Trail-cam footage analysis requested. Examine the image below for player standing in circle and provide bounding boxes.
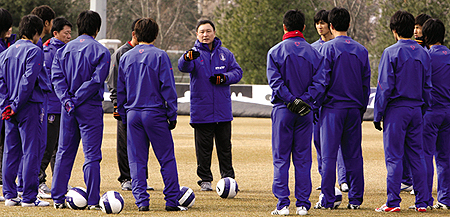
[38,17,72,198]
[0,14,49,207]
[178,20,243,191]
[310,9,349,193]
[117,18,186,212]
[267,9,323,216]
[51,10,110,210]
[373,10,431,213]
[421,18,450,210]
[106,18,154,192]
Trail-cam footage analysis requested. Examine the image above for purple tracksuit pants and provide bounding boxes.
[271,106,312,210]
[51,103,103,205]
[383,106,428,208]
[127,109,180,208]
[320,107,364,208]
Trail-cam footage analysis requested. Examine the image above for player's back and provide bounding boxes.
[119,44,175,110]
[428,45,450,108]
[320,36,370,109]
[55,34,109,102]
[0,40,43,107]
[382,39,430,106]
[267,37,323,105]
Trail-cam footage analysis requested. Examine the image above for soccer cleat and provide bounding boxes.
[400,183,413,192]
[271,206,289,215]
[409,205,433,210]
[38,188,52,199]
[434,202,449,210]
[139,205,149,211]
[39,183,51,194]
[147,184,154,191]
[199,182,213,191]
[347,204,360,209]
[5,197,21,206]
[415,207,427,212]
[165,206,188,211]
[296,206,308,215]
[375,204,400,212]
[121,180,132,191]
[88,204,101,210]
[340,183,349,192]
[22,199,50,207]
[54,202,67,209]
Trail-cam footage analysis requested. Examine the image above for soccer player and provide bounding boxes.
[421,18,450,210]
[0,14,49,207]
[374,10,431,212]
[310,9,349,193]
[117,18,186,212]
[51,10,110,210]
[27,5,55,199]
[38,17,72,197]
[267,9,322,216]
[178,20,243,191]
[301,7,370,210]
[0,8,13,201]
[106,18,154,192]
[413,14,431,48]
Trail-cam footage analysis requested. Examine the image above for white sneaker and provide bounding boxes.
[434,202,449,210]
[0,196,5,202]
[39,183,51,194]
[22,199,50,207]
[271,206,289,215]
[400,183,413,192]
[410,189,415,195]
[38,188,52,199]
[5,197,21,206]
[296,206,308,215]
[340,183,349,192]
[121,180,132,191]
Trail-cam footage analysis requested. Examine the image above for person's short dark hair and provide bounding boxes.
[415,14,431,26]
[77,10,101,36]
[131,18,140,31]
[196,20,215,32]
[134,18,159,43]
[51,17,72,33]
[30,5,55,23]
[329,7,350,31]
[19,15,43,40]
[314,10,329,26]
[390,10,414,38]
[283,9,305,32]
[422,18,445,45]
[0,8,13,37]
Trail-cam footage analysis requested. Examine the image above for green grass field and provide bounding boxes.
[0,115,448,216]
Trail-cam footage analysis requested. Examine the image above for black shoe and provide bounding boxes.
[54,203,67,209]
[316,186,321,190]
[139,206,149,211]
[165,206,188,211]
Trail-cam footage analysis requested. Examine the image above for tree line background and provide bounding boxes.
[1,0,449,86]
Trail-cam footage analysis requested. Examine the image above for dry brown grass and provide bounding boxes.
[0,115,448,216]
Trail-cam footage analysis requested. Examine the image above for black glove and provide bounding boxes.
[113,104,122,121]
[168,120,177,130]
[373,121,382,131]
[209,74,226,85]
[287,98,311,116]
[184,49,200,61]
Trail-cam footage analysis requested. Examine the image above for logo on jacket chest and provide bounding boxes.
[215,66,225,70]
[219,53,226,61]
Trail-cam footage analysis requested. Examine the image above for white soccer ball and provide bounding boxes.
[99,191,125,214]
[178,186,195,208]
[66,187,88,210]
[216,177,239,199]
[317,187,343,209]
